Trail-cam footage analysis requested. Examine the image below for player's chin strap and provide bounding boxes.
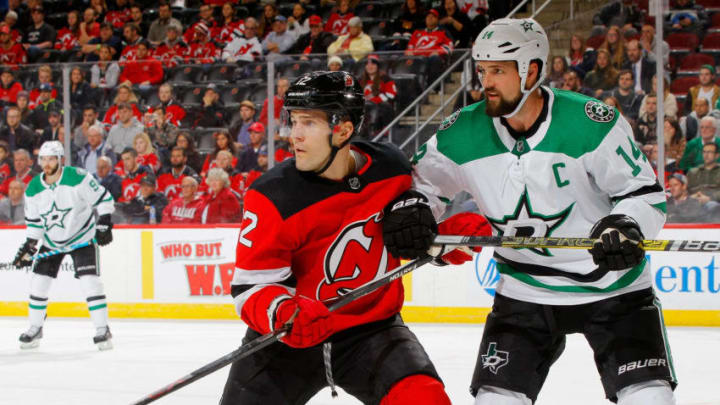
[501,73,544,119]
[314,114,351,175]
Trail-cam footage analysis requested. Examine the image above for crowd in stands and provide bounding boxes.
[0,0,719,224]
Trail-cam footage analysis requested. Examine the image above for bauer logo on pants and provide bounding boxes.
[481,342,509,374]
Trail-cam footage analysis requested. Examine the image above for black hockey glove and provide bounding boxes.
[95,214,113,246]
[588,214,645,271]
[382,190,437,259]
[13,238,38,268]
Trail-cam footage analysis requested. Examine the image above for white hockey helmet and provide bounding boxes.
[38,141,64,159]
[472,18,549,117]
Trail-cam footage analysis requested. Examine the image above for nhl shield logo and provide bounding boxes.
[584,100,615,123]
[439,110,460,131]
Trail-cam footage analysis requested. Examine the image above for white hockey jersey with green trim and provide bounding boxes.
[413,87,666,305]
[24,166,115,248]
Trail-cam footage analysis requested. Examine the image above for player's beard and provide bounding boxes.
[485,90,523,117]
[43,162,60,177]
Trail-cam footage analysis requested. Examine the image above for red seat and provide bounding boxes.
[677,53,717,73]
[701,32,720,50]
[712,13,720,28]
[669,77,700,95]
[666,32,699,52]
[586,35,605,50]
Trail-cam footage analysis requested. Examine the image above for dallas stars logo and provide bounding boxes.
[40,202,71,231]
[481,342,509,374]
[486,189,573,256]
[521,20,534,32]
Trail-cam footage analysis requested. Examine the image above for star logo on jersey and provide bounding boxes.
[521,20,534,32]
[40,202,72,231]
[481,342,509,374]
[486,189,574,256]
[585,100,615,123]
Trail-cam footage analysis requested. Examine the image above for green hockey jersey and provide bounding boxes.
[24,166,115,249]
[413,88,666,305]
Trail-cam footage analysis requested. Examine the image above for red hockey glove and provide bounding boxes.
[274,295,335,348]
[434,212,492,266]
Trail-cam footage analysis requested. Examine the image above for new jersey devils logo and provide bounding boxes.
[316,213,387,300]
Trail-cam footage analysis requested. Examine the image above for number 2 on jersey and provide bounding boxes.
[238,211,258,248]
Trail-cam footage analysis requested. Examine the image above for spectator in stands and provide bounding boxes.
[325,0,354,36]
[77,124,116,175]
[90,44,120,90]
[209,150,244,194]
[327,55,343,71]
[119,22,144,63]
[3,11,23,45]
[90,0,108,22]
[289,15,335,58]
[361,54,397,132]
[8,0,28,29]
[184,4,219,44]
[622,39,654,95]
[119,173,169,223]
[639,24,669,67]
[94,155,122,201]
[439,0,473,48]
[103,84,142,127]
[79,7,101,46]
[151,84,186,128]
[592,0,643,30]
[73,106,105,149]
[687,143,720,218]
[146,105,179,164]
[193,86,227,128]
[161,176,204,224]
[639,75,677,119]
[186,23,221,64]
[14,92,32,127]
[222,17,262,63]
[148,3,183,45]
[393,0,426,38]
[327,16,373,62]
[0,149,36,196]
[259,78,289,129]
[174,132,203,174]
[107,103,145,154]
[598,26,626,70]
[635,93,659,146]
[670,0,708,34]
[602,69,642,121]
[602,96,623,115]
[129,5,148,36]
[258,3,278,39]
[152,25,188,68]
[666,173,704,223]
[561,69,593,97]
[242,143,268,192]
[55,10,81,52]
[40,110,62,144]
[28,83,59,132]
[287,3,310,37]
[105,0,132,30]
[405,9,453,82]
[201,168,242,223]
[664,117,687,169]
[236,122,265,173]
[69,67,94,112]
[157,146,201,201]
[680,116,720,172]
[261,16,295,62]
[202,130,238,176]
[681,97,711,141]
[1,107,36,153]
[566,34,595,76]
[117,147,152,202]
[0,24,27,67]
[82,22,122,61]
[229,100,257,148]
[583,49,618,97]
[543,56,568,88]
[0,68,23,107]
[133,133,160,173]
[0,141,10,184]
[216,2,245,46]
[685,65,720,113]
[118,41,164,90]
[0,180,25,224]
[28,65,57,109]
[22,5,56,62]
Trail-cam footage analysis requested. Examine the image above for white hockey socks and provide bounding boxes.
[28,274,53,327]
[617,380,676,405]
[79,275,109,329]
[475,385,532,405]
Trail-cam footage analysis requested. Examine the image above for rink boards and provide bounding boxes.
[0,224,719,326]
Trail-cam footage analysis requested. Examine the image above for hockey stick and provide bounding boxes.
[0,240,95,270]
[433,235,720,252]
[131,255,435,405]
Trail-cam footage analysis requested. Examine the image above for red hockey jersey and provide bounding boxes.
[54,28,79,51]
[152,41,188,68]
[185,41,220,64]
[217,20,244,45]
[231,141,412,336]
[324,12,354,36]
[156,165,199,201]
[406,27,454,56]
[363,78,397,104]
[0,81,23,104]
[103,103,143,127]
[0,43,27,68]
[105,9,131,29]
[119,57,164,85]
[161,195,205,224]
[119,167,151,202]
[147,101,186,127]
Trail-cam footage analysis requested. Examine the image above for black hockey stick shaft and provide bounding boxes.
[434,235,720,253]
[131,255,434,405]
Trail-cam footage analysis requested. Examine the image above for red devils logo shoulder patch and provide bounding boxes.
[345,74,354,87]
[316,213,387,300]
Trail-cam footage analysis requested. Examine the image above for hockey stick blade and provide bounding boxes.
[131,255,434,405]
[0,240,95,270]
[433,235,720,253]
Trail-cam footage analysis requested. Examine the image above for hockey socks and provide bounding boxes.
[28,274,53,327]
[79,275,109,330]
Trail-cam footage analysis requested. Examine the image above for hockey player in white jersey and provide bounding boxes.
[381,18,676,405]
[13,141,116,350]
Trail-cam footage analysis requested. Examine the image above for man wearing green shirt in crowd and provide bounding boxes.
[687,142,720,220]
[679,116,720,171]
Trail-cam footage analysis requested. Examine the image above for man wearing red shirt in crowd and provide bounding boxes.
[405,9,454,87]
[0,68,23,105]
[105,0,132,29]
[161,176,205,224]
[81,8,101,39]
[119,22,143,63]
[324,0,354,36]
[119,41,163,87]
[0,24,26,68]
[201,168,242,224]
[157,146,201,201]
[186,23,220,64]
[118,147,153,202]
[183,4,219,44]
[152,25,188,68]
[0,149,37,197]
[259,78,289,128]
[147,83,186,127]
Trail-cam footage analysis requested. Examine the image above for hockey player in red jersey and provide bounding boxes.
[221,71,452,405]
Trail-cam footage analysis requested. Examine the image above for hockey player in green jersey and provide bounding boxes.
[382,18,676,405]
[13,141,116,350]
